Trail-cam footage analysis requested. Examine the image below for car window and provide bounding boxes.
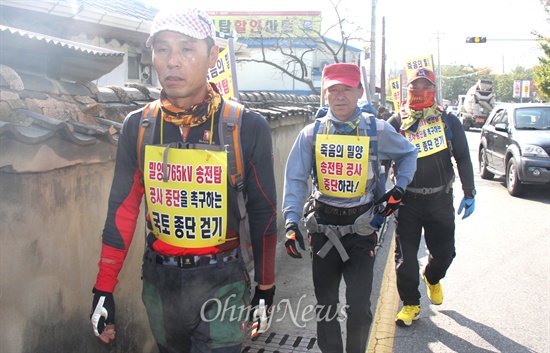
[534,108,550,129]
[488,111,499,125]
[490,111,505,126]
[515,114,532,129]
[515,107,550,129]
[500,112,509,126]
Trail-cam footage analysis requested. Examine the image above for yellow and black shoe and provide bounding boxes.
[423,273,443,305]
[395,305,420,327]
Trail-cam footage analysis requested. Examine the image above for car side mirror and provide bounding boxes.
[495,123,508,133]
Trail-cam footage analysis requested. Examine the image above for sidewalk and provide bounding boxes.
[243,227,321,352]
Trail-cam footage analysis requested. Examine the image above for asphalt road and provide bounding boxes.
[244,130,550,353]
[390,130,550,353]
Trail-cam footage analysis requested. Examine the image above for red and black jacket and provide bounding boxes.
[94,99,278,292]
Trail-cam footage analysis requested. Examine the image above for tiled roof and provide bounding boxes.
[0,65,320,151]
[0,110,102,146]
[239,92,319,119]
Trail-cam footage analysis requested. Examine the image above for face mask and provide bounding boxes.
[408,89,436,110]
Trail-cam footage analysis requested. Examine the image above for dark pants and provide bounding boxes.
[141,249,250,353]
[394,191,456,306]
[310,211,377,353]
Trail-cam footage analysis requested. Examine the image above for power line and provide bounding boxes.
[442,69,489,79]
[487,39,538,41]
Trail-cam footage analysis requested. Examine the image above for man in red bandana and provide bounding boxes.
[387,68,476,327]
[89,7,277,352]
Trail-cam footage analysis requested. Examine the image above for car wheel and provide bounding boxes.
[479,148,494,180]
[506,158,525,197]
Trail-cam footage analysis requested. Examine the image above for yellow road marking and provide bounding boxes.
[367,234,399,353]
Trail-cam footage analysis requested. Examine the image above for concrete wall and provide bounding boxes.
[270,114,312,230]
[0,114,311,352]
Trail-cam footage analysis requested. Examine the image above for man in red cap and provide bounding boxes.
[387,67,476,327]
[89,7,277,352]
[282,63,418,353]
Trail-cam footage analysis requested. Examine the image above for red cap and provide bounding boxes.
[323,63,361,89]
[407,68,436,85]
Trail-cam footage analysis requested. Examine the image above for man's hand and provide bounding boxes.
[369,213,385,229]
[458,197,475,219]
[285,223,305,258]
[249,285,276,337]
[90,288,116,344]
[376,186,405,217]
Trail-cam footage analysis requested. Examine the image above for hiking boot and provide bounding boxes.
[423,273,443,305]
[395,305,420,327]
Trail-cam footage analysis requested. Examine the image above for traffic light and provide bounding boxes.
[466,36,487,43]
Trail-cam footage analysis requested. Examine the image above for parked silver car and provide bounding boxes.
[478,103,550,196]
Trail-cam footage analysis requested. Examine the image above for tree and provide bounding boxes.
[237,37,319,93]
[532,0,550,101]
[440,65,493,103]
[493,67,533,102]
[532,38,550,100]
[235,0,369,94]
[440,65,536,103]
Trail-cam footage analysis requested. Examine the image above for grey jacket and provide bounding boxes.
[282,107,418,226]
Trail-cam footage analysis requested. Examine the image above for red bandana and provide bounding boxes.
[407,89,436,110]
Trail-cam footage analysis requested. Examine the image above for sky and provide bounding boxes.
[145,0,548,75]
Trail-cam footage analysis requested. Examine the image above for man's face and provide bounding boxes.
[408,78,435,91]
[325,84,364,121]
[152,31,218,108]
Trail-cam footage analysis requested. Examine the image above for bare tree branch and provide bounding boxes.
[235,0,370,94]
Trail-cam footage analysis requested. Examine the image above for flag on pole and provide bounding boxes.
[521,80,530,99]
[513,80,521,98]
[404,55,434,77]
[389,76,401,112]
[207,39,239,100]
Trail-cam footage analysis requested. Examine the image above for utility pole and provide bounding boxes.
[380,16,386,108]
[435,31,444,103]
[369,0,377,106]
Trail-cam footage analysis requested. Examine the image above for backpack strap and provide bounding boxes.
[218,100,252,264]
[311,118,323,183]
[137,100,160,247]
[137,100,161,172]
[364,114,383,201]
[218,100,245,191]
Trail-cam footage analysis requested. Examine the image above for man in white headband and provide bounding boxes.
[90,7,277,352]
